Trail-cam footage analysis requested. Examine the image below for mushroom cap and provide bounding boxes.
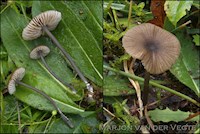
[22,10,62,40]
[30,45,50,59]
[122,23,180,74]
[8,67,26,94]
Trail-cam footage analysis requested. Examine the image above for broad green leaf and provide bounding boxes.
[148,108,199,122]
[0,44,8,60]
[170,32,200,97]
[164,1,193,26]
[1,8,84,113]
[103,76,135,96]
[66,1,103,48]
[193,34,200,46]
[32,1,103,86]
[47,112,100,133]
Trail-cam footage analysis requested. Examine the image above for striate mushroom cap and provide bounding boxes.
[122,23,180,74]
[8,67,26,94]
[22,10,61,40]
[30,45,50,59]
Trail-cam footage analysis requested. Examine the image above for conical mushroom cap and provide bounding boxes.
[8,67,26,94]
[122,23,180,74]
[22,10,61,40]
[30,45,50,59]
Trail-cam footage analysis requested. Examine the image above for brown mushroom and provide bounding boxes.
[22,10,61,40]
[8,67,25,95]
[22,10,93,100]
[8,67,74,128]
[30,45,77,93]
[122,23,180,105]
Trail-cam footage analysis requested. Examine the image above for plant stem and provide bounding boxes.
[39,52,77,93]
[16,81,74,128]
[16,100,22,134]
[142,71,150,106]
[171,20,191,33]
[42,26,85,82]
[43,114,53,133]
[103,65,200,107]
[127,0,133,28]
[42,26,93,95]
[20,3,28,23]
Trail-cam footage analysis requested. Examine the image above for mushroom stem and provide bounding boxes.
[142,71,150,106]
[42,26,94,96]
[104,65,200,106]
[38,51,77,93]
[16,80,74,128]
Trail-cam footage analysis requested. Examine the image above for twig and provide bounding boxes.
[103,107,116,118]
[171,20,191,33]
[144,106,155,132]
[123,59,144,118]
[147,94,173,107]
[184,112,200,121]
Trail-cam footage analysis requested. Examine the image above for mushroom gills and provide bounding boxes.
[122,23,181,105]
[22,10,94,100]
[30,45,77,94]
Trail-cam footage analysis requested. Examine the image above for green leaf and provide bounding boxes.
[164,1,193,26]
[1,8,84,113]
[194,123,200,134]
[148,108,199,122]
[193,34,200,46]
[103,2,126,10]
[47,113,100,133]
[0,44,16,89]
[103,75,135,96]
[32,1,103,86]
[170,32,200,97]
[65,1,103,48]
[0,125,18,133]
[103,32,125,42]
[28,123,47,133]
[193,1,200,9]
[2,95,16,121]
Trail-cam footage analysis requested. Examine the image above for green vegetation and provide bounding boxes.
[0,0,199,133]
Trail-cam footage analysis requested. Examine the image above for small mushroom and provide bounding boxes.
[122,23,180,105]
[30,45,77,93]
[22,10,93,99]
[8,67,74,128]
[22,10,61,40]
